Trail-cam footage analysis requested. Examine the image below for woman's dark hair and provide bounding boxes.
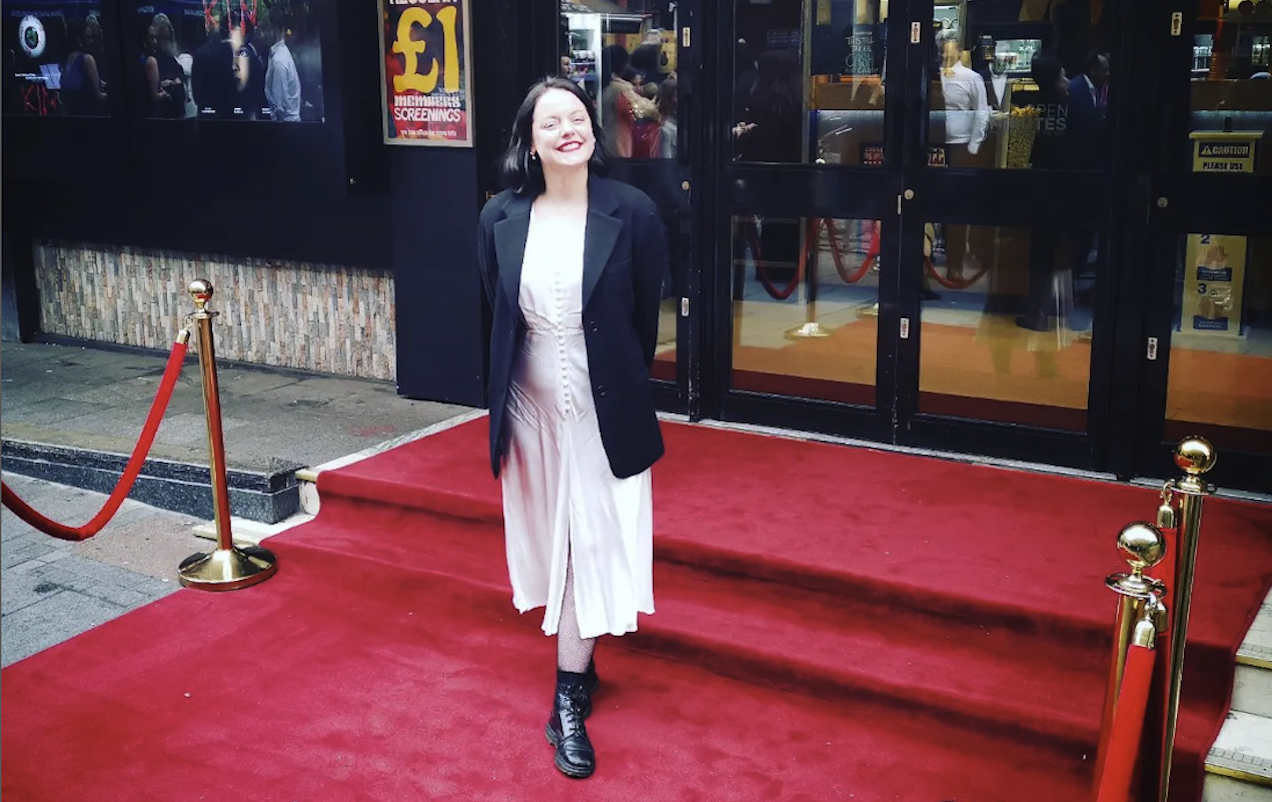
[498,77,610,195]
[65,18,86,51]
[748,50,801,120]
[601,44,629,89]
[1030,52,1066,101]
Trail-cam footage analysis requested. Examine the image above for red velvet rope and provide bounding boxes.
[1094,643,1156,802]
[828,220,875,285]
[1,338,189,541]
[924,256,990,289]
[746,220,802,301]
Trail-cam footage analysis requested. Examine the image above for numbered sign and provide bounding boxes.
[1181,232,1248,338]
[379,0,475,147]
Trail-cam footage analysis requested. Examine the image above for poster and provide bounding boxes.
[1179,131,1261,336]
[4,0,109,117]
[379,0,474,147]
[1181,233,1247,336]
[133,1,324,122]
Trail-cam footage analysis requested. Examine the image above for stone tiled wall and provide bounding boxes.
[33,242,396,381]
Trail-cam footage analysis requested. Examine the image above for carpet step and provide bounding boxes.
[314,471,1116,648]
[2,537,1094,802]
[281,499,1109,752]
[298,418,1272,802]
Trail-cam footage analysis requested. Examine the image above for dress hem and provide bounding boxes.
[512,598,655,640]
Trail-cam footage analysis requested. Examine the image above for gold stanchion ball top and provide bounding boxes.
[188,279,214,312]
[1174,436,1216,475]
[1118,522,1166,571]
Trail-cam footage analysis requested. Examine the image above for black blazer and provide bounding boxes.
[477,175,668,480]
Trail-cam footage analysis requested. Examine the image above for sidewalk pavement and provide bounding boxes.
[1,339,477,668]
[1,474,201,667]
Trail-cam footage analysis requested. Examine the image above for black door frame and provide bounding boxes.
[698,0,1139,472]
[1132,0,1272,494]
[705,0,906,443]
[895,0,1140,470]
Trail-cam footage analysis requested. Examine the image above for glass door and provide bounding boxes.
[709,0,903,439]
[558,0,697,415]
[707,0,1132,470]
[1135,0,1272,493]
[894,0,1129,467]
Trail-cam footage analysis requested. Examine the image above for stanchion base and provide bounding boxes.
[178,545,278,591]
[785,322,833,339]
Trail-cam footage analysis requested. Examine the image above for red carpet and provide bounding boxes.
[4,418,1271,801]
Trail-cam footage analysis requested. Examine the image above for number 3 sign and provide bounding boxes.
[379,0,475,147]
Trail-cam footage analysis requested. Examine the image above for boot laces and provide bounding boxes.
[564,687,590,735]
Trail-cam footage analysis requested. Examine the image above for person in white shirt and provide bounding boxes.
[935,30,992,281]
[263,9,301,122]
[938,31,991,157]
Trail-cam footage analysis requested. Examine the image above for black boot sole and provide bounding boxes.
[544,723,596,779]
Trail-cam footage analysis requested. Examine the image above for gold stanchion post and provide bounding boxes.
[1155,437,1217,802]
[177,279,279,591]
[1093,522,1168,796]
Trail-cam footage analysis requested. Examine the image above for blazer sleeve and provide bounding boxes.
[476,200,500,307]
[632,201,669,370]
[476,199,501,401]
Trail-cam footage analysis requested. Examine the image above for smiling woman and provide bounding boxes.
[477,76,669,780]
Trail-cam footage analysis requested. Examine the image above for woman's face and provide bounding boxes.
[530,88,595,173]
[234,48,251,91]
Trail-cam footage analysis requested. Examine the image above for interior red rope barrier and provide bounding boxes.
[1,336,189,541]
[924,257,990,290]
[745,220,802,301]
[827,221,874,285]
[1094,643,1156,802]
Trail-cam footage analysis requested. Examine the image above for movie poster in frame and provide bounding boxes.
[379,0,474,147]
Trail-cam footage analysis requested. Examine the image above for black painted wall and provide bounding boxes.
[0,0,556,407]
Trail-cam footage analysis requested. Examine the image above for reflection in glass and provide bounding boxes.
[730,215,880,404]
[134,1,324,122]
[928,0,1114,170]
[732,0,888,166]
[654,214,678,381]
[3,4,109,117]
[917,224,1096,430]
[1189,4,1271,173]
[1166,235,1272,451]
[561,1,677,160]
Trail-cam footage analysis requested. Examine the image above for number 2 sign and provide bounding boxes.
[379,0,475,147]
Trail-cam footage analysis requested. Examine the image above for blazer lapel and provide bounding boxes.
[493,194,533,312]
[582,176,622,311]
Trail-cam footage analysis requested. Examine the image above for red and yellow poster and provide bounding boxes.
[379,0,474,147]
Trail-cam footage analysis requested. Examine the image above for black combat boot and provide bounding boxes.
[545,673,596,778]
[585,658,599,696]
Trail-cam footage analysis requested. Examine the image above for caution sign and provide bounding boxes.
[1190,131,1262,173]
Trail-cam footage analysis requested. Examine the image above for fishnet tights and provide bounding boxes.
[557,550,597,673]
